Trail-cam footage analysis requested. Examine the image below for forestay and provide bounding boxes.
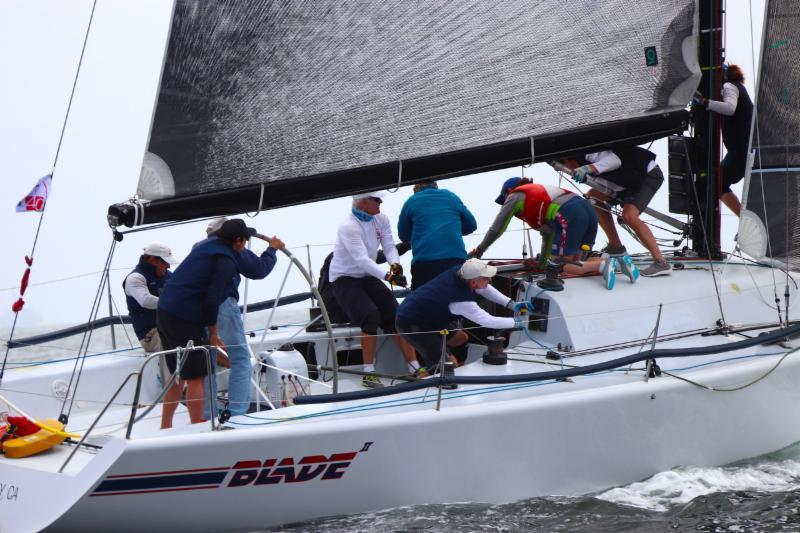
[110,0,699,226]
[739,0,800,270]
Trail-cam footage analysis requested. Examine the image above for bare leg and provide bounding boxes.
[160,381,183,429]
[588,190,623,248]
[394,335,419,365]
[563,255,602,275]
[447,330,469,347]
[184,377,206,424]
[360,333,376,365]
[621,205,664,263]
[721,191,741,217]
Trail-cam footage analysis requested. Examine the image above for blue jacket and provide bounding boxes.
[193,236,278,301]
[123,260,171,340]
[397,266,476,329]
[159,238,236,325]
[398,188,476,264]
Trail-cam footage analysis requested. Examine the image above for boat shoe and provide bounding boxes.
[641,260,673,277]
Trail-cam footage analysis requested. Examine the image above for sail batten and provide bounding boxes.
[110,0,699,226]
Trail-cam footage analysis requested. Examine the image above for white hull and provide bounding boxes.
[2,261,800,531]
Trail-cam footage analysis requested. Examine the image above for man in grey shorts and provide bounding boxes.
[564,147,671,277]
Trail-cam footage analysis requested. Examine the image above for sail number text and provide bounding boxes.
[0,482,20,502]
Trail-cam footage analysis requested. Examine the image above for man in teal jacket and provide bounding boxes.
[398,181,477,290]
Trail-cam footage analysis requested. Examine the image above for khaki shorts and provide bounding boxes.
[139,328,163,353]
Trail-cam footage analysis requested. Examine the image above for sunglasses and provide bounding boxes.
[368,197,383,204]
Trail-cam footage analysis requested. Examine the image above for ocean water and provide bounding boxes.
[268,443,800,532]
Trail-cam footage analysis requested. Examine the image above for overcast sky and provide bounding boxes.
[0,0,766,333]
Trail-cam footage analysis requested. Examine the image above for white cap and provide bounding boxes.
[352,191,386,201]
[206,216,228,236]
[143,242,178,265]
[459,258,497,280]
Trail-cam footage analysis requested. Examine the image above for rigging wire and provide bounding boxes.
[0,0,99,388]
[58,236,118,423]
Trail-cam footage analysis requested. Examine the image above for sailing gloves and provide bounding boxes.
[507,300,534,314]
[572,165,594,184]
[513,314,528,329]
[385,263,408,287]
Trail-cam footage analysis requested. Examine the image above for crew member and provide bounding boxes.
[123,242,177,352]
[397,180,477,289]
[157,219,255,428]
[200,217,285,419]
[329,192,422,387]
[396,258,531,369]
[470,177,602,276]
[695,63,753,217]
[563,146,670,277]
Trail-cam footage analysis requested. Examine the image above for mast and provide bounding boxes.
[690,0,724,258]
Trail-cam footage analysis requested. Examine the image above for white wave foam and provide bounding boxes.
[597,458,800,511]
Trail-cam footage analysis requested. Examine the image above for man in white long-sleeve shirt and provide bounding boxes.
[696,63,753,217]
[123,242,177,352]
[396,258,531,370]
[329,192,422,388]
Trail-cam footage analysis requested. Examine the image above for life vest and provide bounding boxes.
[123,260,170,340]
[721,81,753,155]
[513,183,574,229]
[158,238,236,324]
[580,147,656,189]
[396,266,475,329]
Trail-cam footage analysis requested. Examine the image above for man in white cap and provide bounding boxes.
[396,258,532,370]
[330,191,421,387]
[123,242,178,352]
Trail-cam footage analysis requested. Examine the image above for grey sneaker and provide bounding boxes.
[641,260,672,277]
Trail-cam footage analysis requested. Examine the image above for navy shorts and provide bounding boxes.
[548,196,598,256]
[395,317,444,368]
[331,276,398,334]
[721,151,747,193]
[410,258,465,290]
[157,309,210,380]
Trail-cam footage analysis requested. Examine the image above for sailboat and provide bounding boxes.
[2,0,799,531]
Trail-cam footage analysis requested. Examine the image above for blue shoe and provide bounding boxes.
[618,254,639,283]
[601,257,617,290]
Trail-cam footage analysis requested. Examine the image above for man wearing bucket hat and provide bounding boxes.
[157,219,258,428]
[198,216,285,419]
[396,258,532,370]
[329,191,422,388]
[123,242,178,353]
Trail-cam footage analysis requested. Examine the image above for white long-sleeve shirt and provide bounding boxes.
[448,284,515,330]
[329,212,399,281]
[123,272,158,309]
[706,82,739,116]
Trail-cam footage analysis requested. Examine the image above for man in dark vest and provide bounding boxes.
[563,146,670,277]
[396,258,531,370]
[696,63,753,217]
[157,219,255,429]
[123,242,178,352]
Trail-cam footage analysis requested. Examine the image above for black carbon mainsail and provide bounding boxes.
[109,0,699,227]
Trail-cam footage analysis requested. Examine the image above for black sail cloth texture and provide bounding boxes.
[133,0,699,222]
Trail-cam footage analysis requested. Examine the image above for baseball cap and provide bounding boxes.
[206,216,228,236]
[495,177,523,205]
[143,242,178,265]
[459,258,498,280]
[352,191,386,201]
[218,219,257,241]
